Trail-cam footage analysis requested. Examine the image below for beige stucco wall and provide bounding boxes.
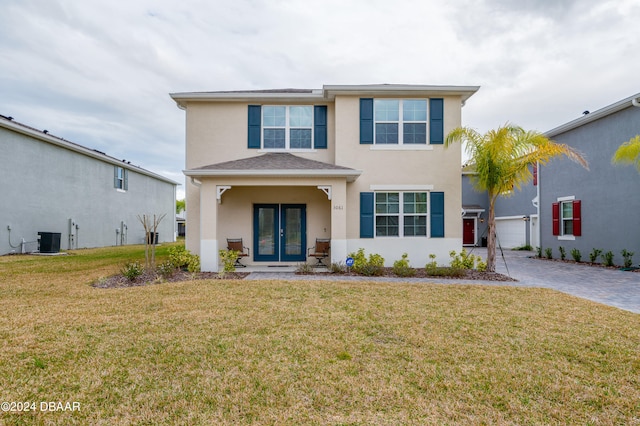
[334,95,463,240]
[185,102,336,169]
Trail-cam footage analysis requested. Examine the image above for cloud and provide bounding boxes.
[2,0,640,202]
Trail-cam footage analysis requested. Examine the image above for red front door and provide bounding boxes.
[463,218,475,245]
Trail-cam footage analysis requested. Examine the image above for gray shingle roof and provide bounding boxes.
[194,153,355,171]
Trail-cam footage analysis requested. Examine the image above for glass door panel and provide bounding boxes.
[254,205,279,261]
[281,205,306,261]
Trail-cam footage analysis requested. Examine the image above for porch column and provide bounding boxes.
[200,182,219,272]
[330,181,348,264]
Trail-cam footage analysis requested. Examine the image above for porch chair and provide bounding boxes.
[308,238,331,267]
[226,238,250,268]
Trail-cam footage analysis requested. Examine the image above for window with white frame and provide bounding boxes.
[375,192,428,236]
[114,166,127,191]
[553,196,581,238]
[262,106,313,149]
[560,200,573,235]
[374,99,427,145]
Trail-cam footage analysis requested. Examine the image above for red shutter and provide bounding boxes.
[552,202,560,235]
[573,200,581,236]
[533,164,538,186]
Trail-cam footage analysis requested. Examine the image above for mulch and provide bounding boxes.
[298,267,516,282]
[91,270,250,289]
[92,267,515,289]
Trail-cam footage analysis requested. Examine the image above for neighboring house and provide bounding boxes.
[461,165,538,249]
[461,170,488,247]
[176,211,186,237]
[1,115,177,255]
[539,93,640,265]
[171,84,479,271]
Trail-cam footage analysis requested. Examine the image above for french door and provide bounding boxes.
[253,204,306,262]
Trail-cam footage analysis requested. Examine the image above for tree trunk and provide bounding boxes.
[486,197,497,272]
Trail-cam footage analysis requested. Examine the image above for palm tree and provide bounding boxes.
[612,135,640,171]
[446,124,588,272]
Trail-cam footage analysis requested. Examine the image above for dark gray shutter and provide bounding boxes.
[314,105,327,149]
[360,192,374,238]
[430,192,444,237]
[360,98,374,144]
[248,105,261,149]
[429,98,444,144]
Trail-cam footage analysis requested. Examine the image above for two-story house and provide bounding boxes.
[539,93,640,265]
[1,114,177,255]
[171,84,479,271]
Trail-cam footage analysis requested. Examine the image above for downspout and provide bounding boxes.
[632,97,640,108]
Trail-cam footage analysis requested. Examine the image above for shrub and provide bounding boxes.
[425,254,438,274]
[544,248,553,259]
[157,261,176,279]
[186,254,200,273]
[602,251,614,267]
[476,259,488,272]
[219,250,240,275]
[169,246,200,272]
[425,266,466,278]
[513,244,533,251]
[558,246,566,260]
[536,247,542,258]
[348,248,385,276]
[621,249,635,268]
[329,262,346,274]
[571,248,582,262]
[121,261,144,281]
[295,262,314,275]
[392,253,415,277]
[449,249,484,270]
[449,249,478,270]
[589,248,602,263]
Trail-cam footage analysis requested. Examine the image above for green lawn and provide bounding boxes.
[0,244,638,425]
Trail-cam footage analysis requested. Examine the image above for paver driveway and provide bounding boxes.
[247,248,640,314]
[485,248,640,314]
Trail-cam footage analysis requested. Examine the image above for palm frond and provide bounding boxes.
[612,135,640,172]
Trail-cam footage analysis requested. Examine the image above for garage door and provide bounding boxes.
[495,217,526,248]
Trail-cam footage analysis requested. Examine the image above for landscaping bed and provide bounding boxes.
[92,270,250,288]
[298,267,516,281]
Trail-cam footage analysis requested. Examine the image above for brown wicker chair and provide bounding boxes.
[226,238,250,267]
[308,238,330,267]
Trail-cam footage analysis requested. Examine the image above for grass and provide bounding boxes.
[1,244,639,424]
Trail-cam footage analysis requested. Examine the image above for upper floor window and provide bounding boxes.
[248,105,327,150]
[374,100,427,144]
[114,166,128,191]
[360,98,443,146]
[263,106,313,149]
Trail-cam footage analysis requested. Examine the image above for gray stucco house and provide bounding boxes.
[539,93,640,265]
[462,165,538,249]
[1,115,177,255]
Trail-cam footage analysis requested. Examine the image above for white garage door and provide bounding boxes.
[495,217,526,248]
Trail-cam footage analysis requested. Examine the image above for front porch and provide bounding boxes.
[196,179,352,272]
[184,152,362,272]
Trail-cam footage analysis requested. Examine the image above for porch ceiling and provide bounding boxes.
[184,153,362,182]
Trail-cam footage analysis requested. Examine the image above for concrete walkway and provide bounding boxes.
[246,248,640,314]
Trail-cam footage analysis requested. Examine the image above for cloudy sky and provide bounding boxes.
[2,0,639,199]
